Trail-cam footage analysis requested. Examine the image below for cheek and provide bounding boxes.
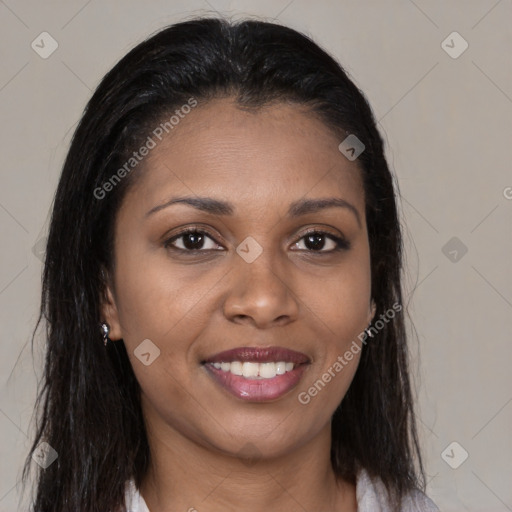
[294,251,371,413]
[111,244,229,389]
[112,242,204,341]
[112,254,211,417]
[298,253,371,342]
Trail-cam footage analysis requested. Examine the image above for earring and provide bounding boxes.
[101,322,110,347]
[365,324,374,339]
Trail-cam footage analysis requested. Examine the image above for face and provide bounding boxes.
[102,97,375,460]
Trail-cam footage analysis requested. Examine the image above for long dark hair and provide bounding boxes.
[23,16,425,511]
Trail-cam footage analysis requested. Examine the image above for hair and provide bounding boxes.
[23,16,425,512]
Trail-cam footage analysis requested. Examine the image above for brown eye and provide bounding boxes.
[165,229,223,252]
[292,231,350,253]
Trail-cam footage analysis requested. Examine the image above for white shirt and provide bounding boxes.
[123,468,439,511]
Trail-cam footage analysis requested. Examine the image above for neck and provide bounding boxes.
[138,417,357,511]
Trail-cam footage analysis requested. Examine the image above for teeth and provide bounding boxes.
[259,362,276,379]
[275,362,287,375]
[242,362,259,378]
[230,361,243,376]
[210,360,296,379]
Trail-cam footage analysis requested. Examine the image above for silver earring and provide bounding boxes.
[101,322,110,347]
[365,324,374,339]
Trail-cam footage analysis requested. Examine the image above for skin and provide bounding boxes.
[102,97,376,512]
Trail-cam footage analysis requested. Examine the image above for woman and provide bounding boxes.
[23,17,439,512]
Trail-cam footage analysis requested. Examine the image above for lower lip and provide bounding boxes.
[204,364,309,402]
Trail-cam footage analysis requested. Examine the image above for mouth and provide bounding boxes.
[202,346,311,402]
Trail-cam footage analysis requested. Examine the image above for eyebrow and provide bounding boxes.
[146,195,361,227]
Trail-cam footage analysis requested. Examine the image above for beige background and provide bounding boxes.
[1,1,511,511]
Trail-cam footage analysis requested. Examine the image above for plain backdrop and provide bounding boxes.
[0,1,511,511]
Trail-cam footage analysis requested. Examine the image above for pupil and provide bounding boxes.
[306,233,324,250]
[184,232,203,250]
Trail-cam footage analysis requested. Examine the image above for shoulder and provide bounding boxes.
[356,468,440,512]
[123,479,150,512]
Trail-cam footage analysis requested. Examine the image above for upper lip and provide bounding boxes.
[203,346,310,365]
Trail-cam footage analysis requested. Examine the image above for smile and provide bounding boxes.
[203,346,310,402]
[210,360,295,379]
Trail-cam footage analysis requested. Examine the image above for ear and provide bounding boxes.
[100,274,122,341]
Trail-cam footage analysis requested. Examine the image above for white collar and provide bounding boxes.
[123,468,439,511]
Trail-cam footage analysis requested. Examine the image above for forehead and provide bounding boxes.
[122,97,365,216]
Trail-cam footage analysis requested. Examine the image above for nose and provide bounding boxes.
[222,250,300,329]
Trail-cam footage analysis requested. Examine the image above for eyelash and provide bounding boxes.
[163,226,350,254]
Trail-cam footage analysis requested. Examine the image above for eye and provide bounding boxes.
[164,228,223,252]
[292,230,350,253]
[164,227,350,254]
